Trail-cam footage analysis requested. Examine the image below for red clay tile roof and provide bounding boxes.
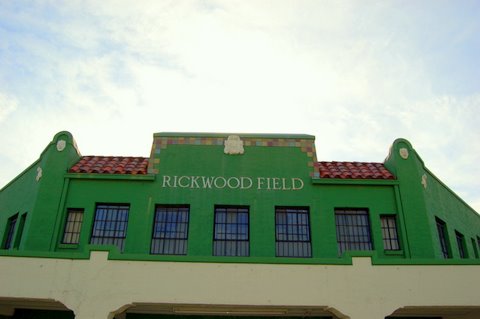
[315,161,395,180]
[69,156,148,175]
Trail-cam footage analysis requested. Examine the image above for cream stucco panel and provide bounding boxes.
[0,253,479,319]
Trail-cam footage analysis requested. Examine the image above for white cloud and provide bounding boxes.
[0,92,18,122]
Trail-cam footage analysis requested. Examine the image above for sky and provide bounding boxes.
[0,1,479,212]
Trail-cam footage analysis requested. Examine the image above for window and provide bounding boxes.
[2,214,18,249]
[435,217,451,258]
[62,209,84,244]
[90,204,129,252]
[455,230,467,259]
[380,215,400,250]
[213,205,249,257]
[151,205,189,255]
[471,238,479,259]
[13,213,27,249]
[275,207,312,257]
[335,209,372,255]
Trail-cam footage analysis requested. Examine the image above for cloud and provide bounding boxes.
[0,92,18,122]
[0,1,479,212]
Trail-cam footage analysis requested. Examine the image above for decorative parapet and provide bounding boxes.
[147,133,317,175]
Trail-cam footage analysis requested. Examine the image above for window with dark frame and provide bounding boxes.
[471,237,479,259]
[62,209,84,244]
[275,207,312,257]
[2,214,18,249]
[380,215,400,250]
[477,236,480,258]
[213,205,249,257]
[335,209,373,256]
[90,204,129,252]
[455,230,467,259]
[13,213,27,249]
[151,205,189,255]
[435,217,451,258]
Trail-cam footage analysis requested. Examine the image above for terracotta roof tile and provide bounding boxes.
[69,156,148,175]
[315,161,395,180]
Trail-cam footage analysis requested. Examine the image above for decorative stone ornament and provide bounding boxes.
[36,167,43,182]
[56,140,66,152]
[421,174,428,189]
[224,135,244,155]
[399,148,409,159]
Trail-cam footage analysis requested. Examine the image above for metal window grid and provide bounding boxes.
[213,206,249,257]
[151,205,189,255]
[335,209,373,255]
[90,204,129,252]
[275,207,312,257]
[13,213,27,249]
[62,209,84,244]
[471,237,479,259]
[380,215,400,250]
[3,214,17,249]
[436,218,450,258]
[455,231,467,259]
[477,236,480,258]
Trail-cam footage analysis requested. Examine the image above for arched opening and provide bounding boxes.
[0,297,74,319]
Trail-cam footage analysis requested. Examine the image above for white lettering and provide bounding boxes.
[272,177,281,190]
[214,176,227,188]
[161,175,305,191]
[292,178,304,190]
[178,176,190,188]
[282,178,291,190]
[172,175,178,188]
[162,175,172,187]
[190,176,200,188]
[227,177,240,189]
[201,176,215,188]
[257,177,266,190]
[241,177,253,189]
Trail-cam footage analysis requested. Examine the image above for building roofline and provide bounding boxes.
[153,132,315,139]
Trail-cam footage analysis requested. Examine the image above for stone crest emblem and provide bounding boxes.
[224,135,244,155]
[399,148,409,159]
[56,139,66,152]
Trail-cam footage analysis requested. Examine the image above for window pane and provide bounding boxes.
[62,209,84,244]
[335,209,372,256]
[3,214,18,249]
[213,206,249,257]
[471,238,479,259]
[90,204,129,252]
[151,205,189,255]
[275,207,312,258]
[380,215,400,251]
[455,231,467,259]
[436,217,451,258]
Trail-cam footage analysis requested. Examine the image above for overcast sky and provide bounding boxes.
[0,1,479,212]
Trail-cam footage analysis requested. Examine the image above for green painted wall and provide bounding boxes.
[384,138,480,261]
[1,132,480,265]
[0,131,80,251]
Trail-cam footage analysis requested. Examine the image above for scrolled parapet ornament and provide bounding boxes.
[36,167,43,182]
[224,135,244,155]
[421,174,427,189]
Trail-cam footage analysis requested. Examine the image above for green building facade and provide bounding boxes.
[1,131,479,319]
